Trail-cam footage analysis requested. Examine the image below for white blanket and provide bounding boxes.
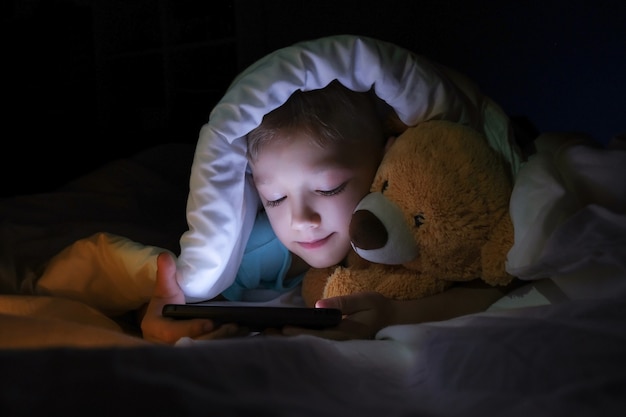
[506,133,626,299]
[163,292,626,416]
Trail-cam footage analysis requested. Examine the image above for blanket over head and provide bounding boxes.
[177,34,523,301]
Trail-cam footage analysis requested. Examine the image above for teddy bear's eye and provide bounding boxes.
[414,213,425,228]
[381,180,389,194]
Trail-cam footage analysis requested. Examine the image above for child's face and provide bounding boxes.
[250,131,383,269]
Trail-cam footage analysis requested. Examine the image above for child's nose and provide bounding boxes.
[290,201,320,230]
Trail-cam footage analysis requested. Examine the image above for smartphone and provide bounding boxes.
[162,304,342,332]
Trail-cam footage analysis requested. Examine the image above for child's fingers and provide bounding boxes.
[165,319,218,343]
[315,291,382,315]
[194,323,248,340]
[153,252,182,301]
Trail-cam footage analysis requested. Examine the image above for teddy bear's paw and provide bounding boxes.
[481,212,515,287]
[375,274,451,300]
[323,267,373,299]
[481,270,515,287]
[301,266,338,307]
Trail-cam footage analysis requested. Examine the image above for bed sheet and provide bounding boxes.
[1,290,625,417]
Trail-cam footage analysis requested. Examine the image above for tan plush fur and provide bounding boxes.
[301,120,515,307]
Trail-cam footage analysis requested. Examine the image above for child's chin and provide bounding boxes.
[302,252,347,269]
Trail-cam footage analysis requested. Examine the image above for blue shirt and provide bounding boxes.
[220,211,305,302]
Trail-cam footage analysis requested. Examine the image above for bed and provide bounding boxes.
[1,35,625,416]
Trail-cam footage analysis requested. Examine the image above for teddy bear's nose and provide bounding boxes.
[350,210,388,250]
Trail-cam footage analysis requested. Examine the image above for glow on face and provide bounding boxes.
[250,132,381,268]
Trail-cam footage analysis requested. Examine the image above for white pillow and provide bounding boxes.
[177,34,522,302]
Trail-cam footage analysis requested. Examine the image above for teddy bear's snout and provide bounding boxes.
[350,210,388,250]
[349,192,419,265]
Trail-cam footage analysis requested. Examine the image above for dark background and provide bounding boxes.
[4,0,625,197]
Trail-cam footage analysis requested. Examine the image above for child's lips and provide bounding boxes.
[298,234,332,250]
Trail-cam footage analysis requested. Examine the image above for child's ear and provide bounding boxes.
[384,136,397,154]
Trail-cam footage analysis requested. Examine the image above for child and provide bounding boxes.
[140,81,514,343]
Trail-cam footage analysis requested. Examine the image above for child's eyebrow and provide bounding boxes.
[252,175,270,186]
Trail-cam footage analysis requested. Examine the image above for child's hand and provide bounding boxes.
[280,281,516,340]
[140,252,241,344]
[280,291,397,340]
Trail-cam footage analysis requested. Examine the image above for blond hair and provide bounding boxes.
[246,80,387,161]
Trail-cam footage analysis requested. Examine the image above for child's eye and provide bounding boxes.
[265,197,285,208]
[318,183,347,197]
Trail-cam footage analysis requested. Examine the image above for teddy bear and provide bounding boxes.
[301,120,515,307]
